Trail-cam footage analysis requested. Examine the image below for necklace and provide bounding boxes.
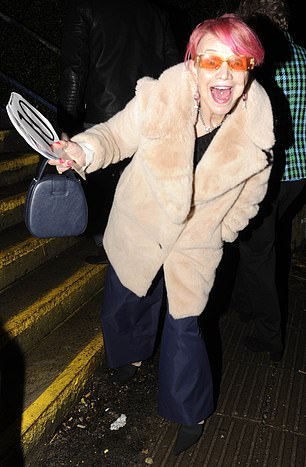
[199,110,224,133]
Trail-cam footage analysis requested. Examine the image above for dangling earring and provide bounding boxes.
[242,92,248,109]
[193,90,200,110]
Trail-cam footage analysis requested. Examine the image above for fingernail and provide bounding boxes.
[66,160,72,167]
[59,158,65,163]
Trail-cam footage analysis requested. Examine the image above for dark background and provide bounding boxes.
[0,0,304,130]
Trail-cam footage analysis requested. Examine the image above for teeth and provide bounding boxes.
[211,86,231,95]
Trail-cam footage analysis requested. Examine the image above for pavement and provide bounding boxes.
[27,247,306,467]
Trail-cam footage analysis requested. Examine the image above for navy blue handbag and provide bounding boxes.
[24,159,88,238]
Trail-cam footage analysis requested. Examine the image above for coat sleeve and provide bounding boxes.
[57,0,90,136]
[221,164,272,243]
[71,96,141,173]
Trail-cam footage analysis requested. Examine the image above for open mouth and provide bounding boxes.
[210,86,232,104]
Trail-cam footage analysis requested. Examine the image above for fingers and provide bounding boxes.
[48,141,73,173]
[56,158,73,174]
[50,140,86,168]
[51,140,69,153]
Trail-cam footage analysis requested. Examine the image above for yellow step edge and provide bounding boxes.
[0,154,39,174]
[0,236,53,268]
[0,334,104,458]
[0,193,26,212]
[2,263,105,343]
[22,333,103,448]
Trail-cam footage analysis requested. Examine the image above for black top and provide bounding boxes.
[194,127,219,167]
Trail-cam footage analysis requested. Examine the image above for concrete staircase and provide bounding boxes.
[0,114,107,466]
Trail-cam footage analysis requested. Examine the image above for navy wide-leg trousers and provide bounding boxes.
[101,264,214,425]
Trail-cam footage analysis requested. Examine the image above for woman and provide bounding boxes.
[50,14,274,455]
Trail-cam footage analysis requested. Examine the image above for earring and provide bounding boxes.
[193,90,200,109]
[242,92,248,109]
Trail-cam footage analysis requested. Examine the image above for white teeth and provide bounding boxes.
[211,86,231,95]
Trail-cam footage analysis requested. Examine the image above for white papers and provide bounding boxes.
[6,92,85,179]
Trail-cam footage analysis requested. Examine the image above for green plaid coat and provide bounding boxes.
[275,33,306,181]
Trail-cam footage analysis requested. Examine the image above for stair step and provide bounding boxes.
[0,238,107,353]
[0,180,29,231]
[0,223,79,290]
[0,292,105,464]
[0,152,39,186]
[0,128,31,154]
[0,191,26,232]
[0,119,108,465]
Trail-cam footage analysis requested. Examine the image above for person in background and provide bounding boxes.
[50,14,274,455]
[57,0,180,263]
[233,0,306,361]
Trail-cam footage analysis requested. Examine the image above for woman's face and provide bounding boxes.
[190,33,250,119]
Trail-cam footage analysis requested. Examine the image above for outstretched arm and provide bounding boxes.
[50,94,141,174]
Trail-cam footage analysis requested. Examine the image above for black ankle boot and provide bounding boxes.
[110,364,138,384]
[244,336,283,362]
[173,423,204,455]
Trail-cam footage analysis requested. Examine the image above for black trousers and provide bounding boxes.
[100,264,214,425]
[235,178,306,350]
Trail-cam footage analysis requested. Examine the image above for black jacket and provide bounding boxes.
[58,0,180,136]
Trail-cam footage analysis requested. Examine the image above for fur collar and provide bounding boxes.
[135,64,274,224]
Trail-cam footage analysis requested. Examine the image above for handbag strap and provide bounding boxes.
[36,158,79,182]
[36,158,49,180]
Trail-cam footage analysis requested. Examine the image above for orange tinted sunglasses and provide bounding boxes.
[195,53,255,71]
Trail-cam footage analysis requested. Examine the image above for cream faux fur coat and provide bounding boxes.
[72,63,274,319]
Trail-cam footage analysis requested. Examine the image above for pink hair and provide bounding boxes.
[185,13,264,66]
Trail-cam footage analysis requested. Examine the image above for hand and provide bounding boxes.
[49,140,86,174]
